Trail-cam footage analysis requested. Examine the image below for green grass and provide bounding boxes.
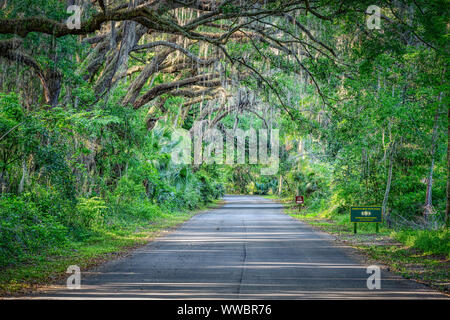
[360,245,449,290]
[391,229,449,256]
[0,200,223,296]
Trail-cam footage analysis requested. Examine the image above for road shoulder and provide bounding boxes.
[0,200,225,298]
[266,196,450,297]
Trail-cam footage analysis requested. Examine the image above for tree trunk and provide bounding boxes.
[43,69,62,107]
[424,101,440,219]
[446,101,449,227]
[122,48,172,106]
[278,174,282,195]
[382,145,394,228]
[94,22,145,97]
[18,156,27,193]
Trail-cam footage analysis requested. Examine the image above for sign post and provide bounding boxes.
[350,206,382,234]
[295,196,304,212]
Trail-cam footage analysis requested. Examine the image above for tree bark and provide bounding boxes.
[18,157,27,194]
[133,73,219,109]
[43,69,62,107]
[446,101,449,227]
[94,22,144,97]
[424,100,441,218]
[382,144,394,228]
[122,48,173,106]
[278,174,283,195]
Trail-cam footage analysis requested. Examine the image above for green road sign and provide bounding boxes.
[350,206,383,223]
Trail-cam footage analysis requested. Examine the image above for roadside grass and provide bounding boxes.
[0,200,223,296]
[265,195,449,294]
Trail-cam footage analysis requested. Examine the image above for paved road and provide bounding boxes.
[30,195,446,299]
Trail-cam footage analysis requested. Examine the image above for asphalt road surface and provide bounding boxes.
[28,195,447,299]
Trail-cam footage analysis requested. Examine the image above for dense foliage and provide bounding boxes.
[0,0,448,272]
[0,91,224,268]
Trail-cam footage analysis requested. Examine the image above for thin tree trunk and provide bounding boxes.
[383,145,394,228]
[278,174,282,195]
[0,169,6,194]
[446,101,449,227]
[18,156,27,193]
[424,100,441,219]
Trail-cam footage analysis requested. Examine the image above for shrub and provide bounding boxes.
[0,195,68,267]
[70,197,107,229]
[392,229,450,256]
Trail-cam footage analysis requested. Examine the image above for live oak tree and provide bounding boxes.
[0,0,448,242]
